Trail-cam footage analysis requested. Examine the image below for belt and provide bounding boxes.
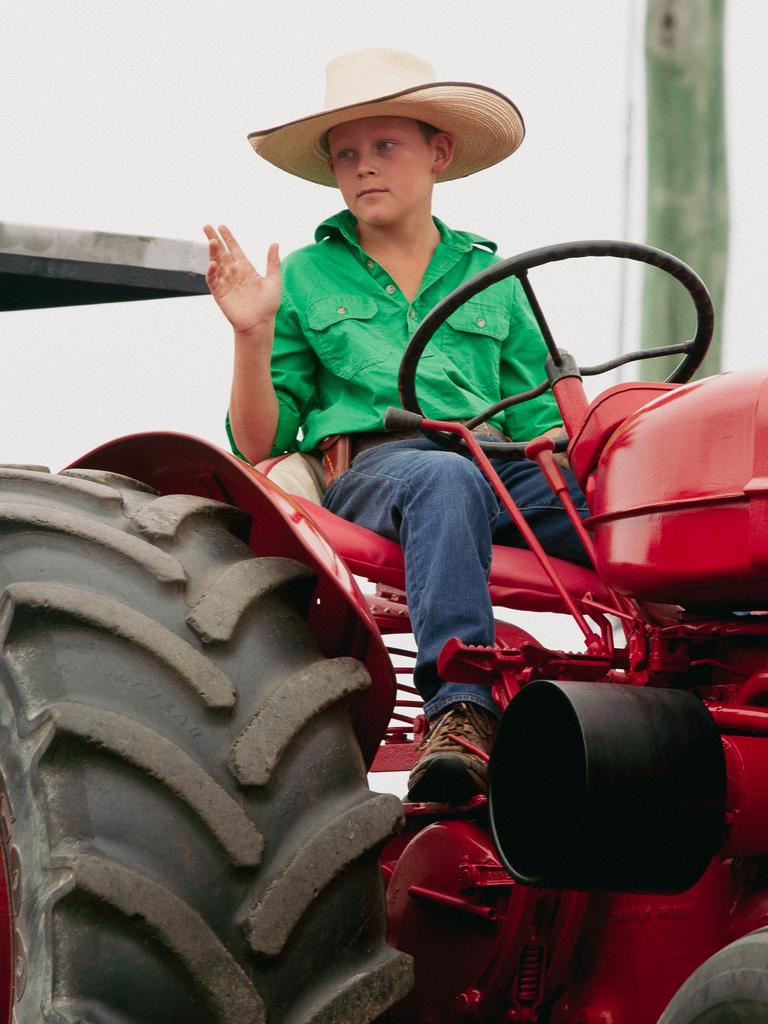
[319,422,509,488]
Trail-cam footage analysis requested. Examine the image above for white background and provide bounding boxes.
[2,1,766,473]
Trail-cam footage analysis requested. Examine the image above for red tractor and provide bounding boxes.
[0,229,765,1023]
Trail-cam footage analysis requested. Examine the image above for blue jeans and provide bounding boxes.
[324,438,589,720]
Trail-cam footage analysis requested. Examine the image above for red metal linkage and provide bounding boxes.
[420,418,606,653]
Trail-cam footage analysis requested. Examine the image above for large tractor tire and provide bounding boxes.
[659,929,768,1023]
[0,466,411,1024]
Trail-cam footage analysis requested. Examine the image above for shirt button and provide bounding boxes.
[409,309,417,319]
[337,305,347,314]
[386,284,396,294]
[476,317,487,328]
[366,259,375,269]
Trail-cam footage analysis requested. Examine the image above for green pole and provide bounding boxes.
[643,0,728,380]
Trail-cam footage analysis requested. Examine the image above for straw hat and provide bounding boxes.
[247,48,525,187]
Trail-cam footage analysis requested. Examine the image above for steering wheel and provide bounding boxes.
[393,240,715,458]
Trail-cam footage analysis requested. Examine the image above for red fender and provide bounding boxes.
[66,431,396,767]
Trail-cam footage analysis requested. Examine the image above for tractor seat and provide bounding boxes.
[294,497,609,615]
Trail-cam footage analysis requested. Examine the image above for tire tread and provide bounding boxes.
[49,701,263,865]
[245,793,404,956]
[229,657,371,786]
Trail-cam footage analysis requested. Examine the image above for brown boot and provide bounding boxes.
[407,702,498,804]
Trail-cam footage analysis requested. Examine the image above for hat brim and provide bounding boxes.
[247,81,525,187]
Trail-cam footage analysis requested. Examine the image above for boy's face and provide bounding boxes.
[326,116,453,230]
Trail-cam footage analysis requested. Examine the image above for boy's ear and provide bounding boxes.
[431,131,455,175]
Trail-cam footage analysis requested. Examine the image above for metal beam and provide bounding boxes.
[0,222,208,311]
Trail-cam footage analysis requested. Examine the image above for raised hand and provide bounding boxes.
[203,224,281,334]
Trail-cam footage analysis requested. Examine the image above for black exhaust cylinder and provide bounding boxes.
[488,681,726,893]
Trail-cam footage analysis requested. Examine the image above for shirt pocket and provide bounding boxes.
[306,295,386,379]
[439,300,510,390]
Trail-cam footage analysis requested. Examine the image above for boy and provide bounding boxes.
[205,49,587,803]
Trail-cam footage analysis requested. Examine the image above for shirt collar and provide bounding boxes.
[314,210,360,247]
[433,217,497,254]
[314,210,498,255]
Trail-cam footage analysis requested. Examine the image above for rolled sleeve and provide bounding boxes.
[269,291,319,456]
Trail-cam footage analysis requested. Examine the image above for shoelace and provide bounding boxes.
[420,702,495,755]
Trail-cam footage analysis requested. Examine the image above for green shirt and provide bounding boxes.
[227,210,561,459]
